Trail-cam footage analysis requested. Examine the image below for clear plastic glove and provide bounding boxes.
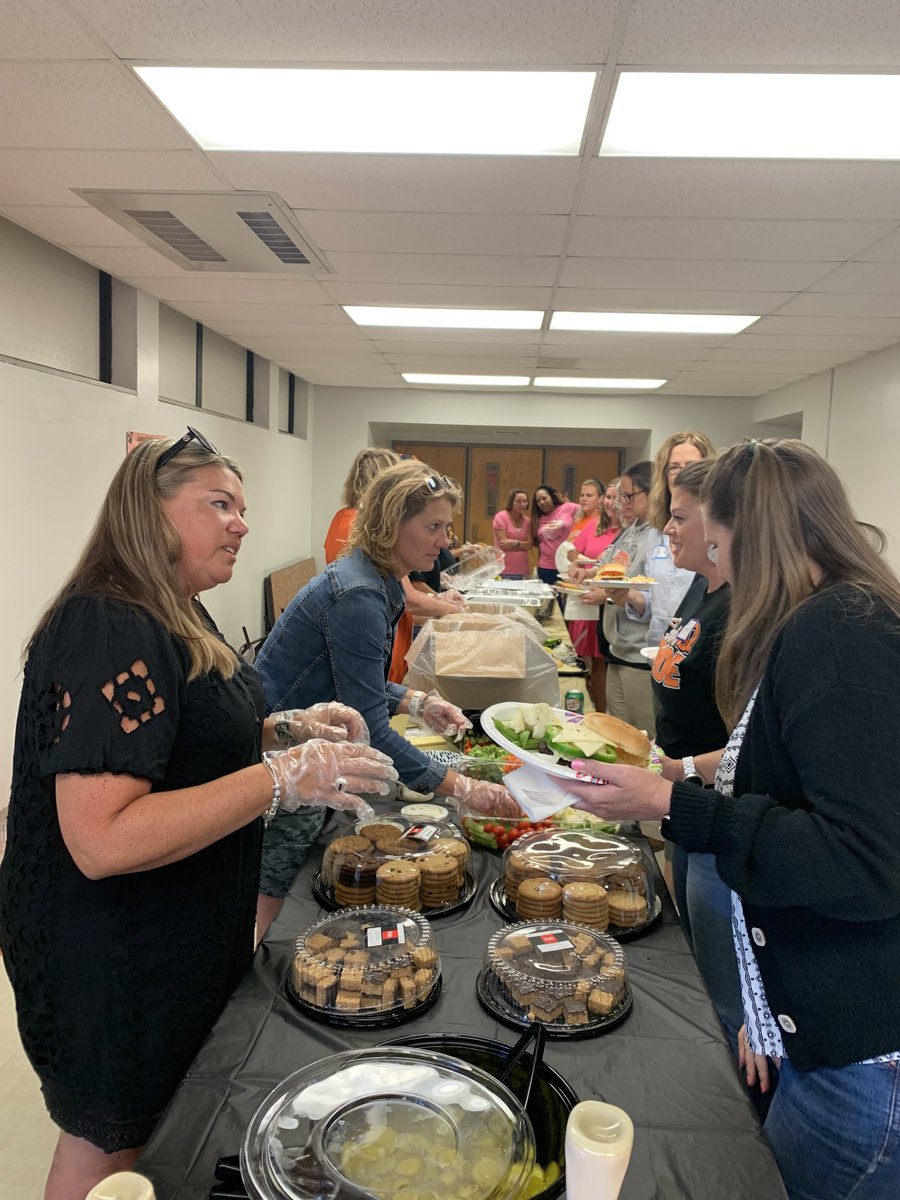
[442,589,467,609]
[451,773,523,818]
[263,740,398,818]
[270,703,370,747]
[419,690,472,739]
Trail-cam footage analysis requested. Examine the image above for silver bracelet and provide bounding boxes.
[261,753,281,824]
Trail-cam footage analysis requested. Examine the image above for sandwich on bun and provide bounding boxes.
[546,712,651,767]
[595,562,627,582]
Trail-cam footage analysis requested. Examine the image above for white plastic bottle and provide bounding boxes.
[565,1100,634,1200]
[84,1172,156,1200]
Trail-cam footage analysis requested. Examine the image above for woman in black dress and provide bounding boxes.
[0,429,396,1199]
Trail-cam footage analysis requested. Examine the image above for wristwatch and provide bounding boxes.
[681,755,705,786]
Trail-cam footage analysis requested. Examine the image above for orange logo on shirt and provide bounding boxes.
[652,620,701,690]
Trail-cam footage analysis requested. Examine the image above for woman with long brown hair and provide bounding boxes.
[0,431,396,1199]
[567,438,900,1200]
[492,486,531,579]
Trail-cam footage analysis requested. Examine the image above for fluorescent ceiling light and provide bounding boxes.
[551,312,759,334]
[403,374,530,387]
[534,377,666,389]
[601,72,900,159]
[346,306,544,330]
[135,67,595,154]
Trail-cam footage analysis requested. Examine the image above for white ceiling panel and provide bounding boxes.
[735,333,897,351]
[174,303,355,325]
[205,320,357,339]
[294,211,569,256]
[210,153,582,214]
[388,357,538,371]
[749,315,900,337]
[619,0,900,66]
[0,148,228,206]
[0,205,149,247]
[809,262,900,292]
[373,340,542,356]
[557,257,835,292]
[135,277,333,304]
[704,346,862,363]
[320,282,553,307]
[854,227,900,262]
[0,62,192,149]
[0,1,106,58]
[369,328,543,345]
[76,249,187,277]
[568,217,897,262]
[552,287,791,313]
[70,0,617,63]
[579,160,900,221]
[541,330,727,349]
[775,293,900,318]
[325,253,557,286]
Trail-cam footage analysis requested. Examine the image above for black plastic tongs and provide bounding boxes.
[497,1021,547,1111]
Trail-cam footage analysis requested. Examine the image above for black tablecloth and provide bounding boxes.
[138,822,787,1199]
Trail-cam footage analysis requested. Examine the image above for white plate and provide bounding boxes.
[581,578,657,590]
[481,702,662,782]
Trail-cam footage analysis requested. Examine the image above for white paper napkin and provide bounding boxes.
[502,763,585,820]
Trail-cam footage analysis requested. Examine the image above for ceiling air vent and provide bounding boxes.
[124,210,226,263]
[75,190,331,274]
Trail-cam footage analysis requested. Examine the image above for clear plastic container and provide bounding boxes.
[440,544,505,591]
[499,830,657,934]
[291,907,440,1021]
[481,920,629,1032]
[321,814,471,911]
[241,1046,536,1200]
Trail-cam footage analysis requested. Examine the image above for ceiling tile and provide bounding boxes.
[619,0,900,66]
[133,276,333,304]
[568,216,896,262]
[320,281,552,306]
[369,328,543,345]
[0,62,192,149]
[558,257,835,291]
[774,292,900,318]
[579,159,900,220]
[736,332,897,351]
[0,1,106,58]
[174,303,354,325]
[0,148,229,206]
[373,340,541,356]
[206,319,356,338]
[553,286,790,313]
[325,252,558,286]
[541,330,727,349]
[746,314,900,337]
[71,0,616,62]
[210,153,581,213]
[854,227,900,262]
[809,262,900,292]
[390,356,538,371]
[295,210,568,256]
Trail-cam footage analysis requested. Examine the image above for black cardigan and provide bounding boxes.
[665,584,900,1070]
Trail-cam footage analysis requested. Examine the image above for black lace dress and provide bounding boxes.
[0,595,265,1151]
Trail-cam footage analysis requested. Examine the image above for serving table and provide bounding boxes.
[137,822,787,1200]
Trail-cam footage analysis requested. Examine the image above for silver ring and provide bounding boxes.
[334,776,347,793]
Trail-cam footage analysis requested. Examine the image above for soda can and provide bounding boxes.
[564,689,584,714]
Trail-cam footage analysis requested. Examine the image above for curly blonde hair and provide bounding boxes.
[648,430,716,530]
[341,446,400,509]
[347,460,462,576]
[30,437,243,680]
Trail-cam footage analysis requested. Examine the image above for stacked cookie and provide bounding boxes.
[485,921,628,1031]
[292,908,440,1018]
[500,829,652,933]
[323,817,471,912]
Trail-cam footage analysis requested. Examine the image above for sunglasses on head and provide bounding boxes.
[156,426,220,472]
[424,474,453,493]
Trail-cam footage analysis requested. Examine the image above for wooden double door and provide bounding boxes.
[393,442,622,545]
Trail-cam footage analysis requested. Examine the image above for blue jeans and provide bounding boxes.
[765,1058,900,1200]
[672,846,743,1055]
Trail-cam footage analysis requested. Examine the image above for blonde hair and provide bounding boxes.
[29,438,243,680]
[648,430,716,530]
[347,460,462,576]
[341,446,401,509]
[601,477,622,534]
[703,438,900,726]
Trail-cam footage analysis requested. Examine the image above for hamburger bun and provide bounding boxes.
[596,562,626,581]
[582,712,651,767]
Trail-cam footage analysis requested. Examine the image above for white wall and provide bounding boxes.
[0,343,313,797]
[309,385,771,557]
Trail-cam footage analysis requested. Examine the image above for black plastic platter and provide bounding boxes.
[488,877,662,942]
[285,968,442,1029]
[311,866,477,919]
[475,968,632,1040]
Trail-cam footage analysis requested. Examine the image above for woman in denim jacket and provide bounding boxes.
[254,460,518,935]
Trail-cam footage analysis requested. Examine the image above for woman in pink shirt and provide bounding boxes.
[565,478,621,710]
[492,488,532,578]
[533,484,579,585]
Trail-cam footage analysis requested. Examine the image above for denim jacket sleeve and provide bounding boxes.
[321,587,448,794]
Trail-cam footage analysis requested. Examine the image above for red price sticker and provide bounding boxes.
[366,924,407,948]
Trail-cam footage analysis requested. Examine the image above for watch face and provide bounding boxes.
[684,773,705,787]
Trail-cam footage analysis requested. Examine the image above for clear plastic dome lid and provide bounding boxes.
[440,545,505,592]
[291,907,439,1018]
[500,829,655,933]
[241,1047,536,1200]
